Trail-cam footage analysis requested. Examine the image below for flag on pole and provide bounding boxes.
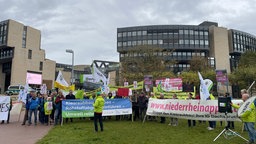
[18,82,29,104]
[92,65,108,93]
[198,72,210,100]
[54,71,75,91]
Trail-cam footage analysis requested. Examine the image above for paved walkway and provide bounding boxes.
[0,111,52,144]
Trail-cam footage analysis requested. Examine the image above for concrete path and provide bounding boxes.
[0,111,52,144]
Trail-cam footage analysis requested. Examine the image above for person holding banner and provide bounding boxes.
[231,93,256,144]
[93,93,105,132]
[65,90,75,123]
[207,91,216,130]
[54,91,65,125]
[159,93,166,124]
[187,93,196,127]
[131,92,139,121]
[1,98,12,124]
[169,94,178,126]
[138,92,148,121]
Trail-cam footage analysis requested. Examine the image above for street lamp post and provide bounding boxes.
[66,49,74,85]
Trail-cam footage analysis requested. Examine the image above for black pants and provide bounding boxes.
[188,119,196,127]
[94,112,103,132]
[227,121,234,129]
[133,106,139,121]
[160,117,166,123]
[66,118,73,123]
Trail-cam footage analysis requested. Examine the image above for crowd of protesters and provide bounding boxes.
[2,86,256,142]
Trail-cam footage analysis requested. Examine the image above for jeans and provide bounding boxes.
[54,109,62,125]
[94,112,103,132]
[28,109,38,124]
[244,122,256,142]
[39,110,45,124]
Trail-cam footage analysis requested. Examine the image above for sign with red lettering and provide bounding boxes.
[146,98,242,121]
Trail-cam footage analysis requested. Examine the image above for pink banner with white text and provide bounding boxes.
[146,98,243,121]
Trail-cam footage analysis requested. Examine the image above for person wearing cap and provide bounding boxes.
[93,93,105,132]
[27,90,40,126]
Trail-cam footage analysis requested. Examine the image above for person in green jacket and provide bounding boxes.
[93,93,105,132]
[231,93,256,144]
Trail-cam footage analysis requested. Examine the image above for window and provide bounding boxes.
[199,31,204,36]
[153,40,157,45]
[39,62,43,71]
[137,40,142,45]
[132,31,136,36]
[117,42,122,47]
[127,41,132,46]
[117,33,122,37]
[142,31,147,35]
[127,32,132,36]
[190,40,194,45]
[28,50,32,59]
[205,40,209,46]
[185,40,189,45]
[22,26,27,48]
[179,30,183,34]
[123,42,127,46]
[194,31,198,35]
[204,31,208,36]
[132,41,136,46]
[195,40,199,45]
[200,40,204,45]
[189,30,193,35]
[143,40,147,45]
[179,39,184,44]
[137,31,142,36]
[158,40,163,44]
[123,32,127,37]
[148,40,152,45]
[184,30,189,35]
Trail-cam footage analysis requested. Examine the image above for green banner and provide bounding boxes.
[62,110,94,118]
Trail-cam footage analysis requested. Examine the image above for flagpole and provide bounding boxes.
[66,49,74,85]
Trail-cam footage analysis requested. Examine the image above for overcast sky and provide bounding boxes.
[0,0,256,65]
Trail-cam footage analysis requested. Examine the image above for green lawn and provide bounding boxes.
[37,118,249,144]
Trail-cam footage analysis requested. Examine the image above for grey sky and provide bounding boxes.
[0,0,255,65]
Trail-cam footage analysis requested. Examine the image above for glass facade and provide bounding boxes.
[117,25,210,72]
[0,21,8,45]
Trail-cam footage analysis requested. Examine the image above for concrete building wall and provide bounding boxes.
[43,59,56,88]
[7,20,27,85]
[1,19,56,90]
[209,26,231,73]
[109,71,116,86]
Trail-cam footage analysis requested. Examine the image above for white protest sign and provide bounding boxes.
[0,96,10,120]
